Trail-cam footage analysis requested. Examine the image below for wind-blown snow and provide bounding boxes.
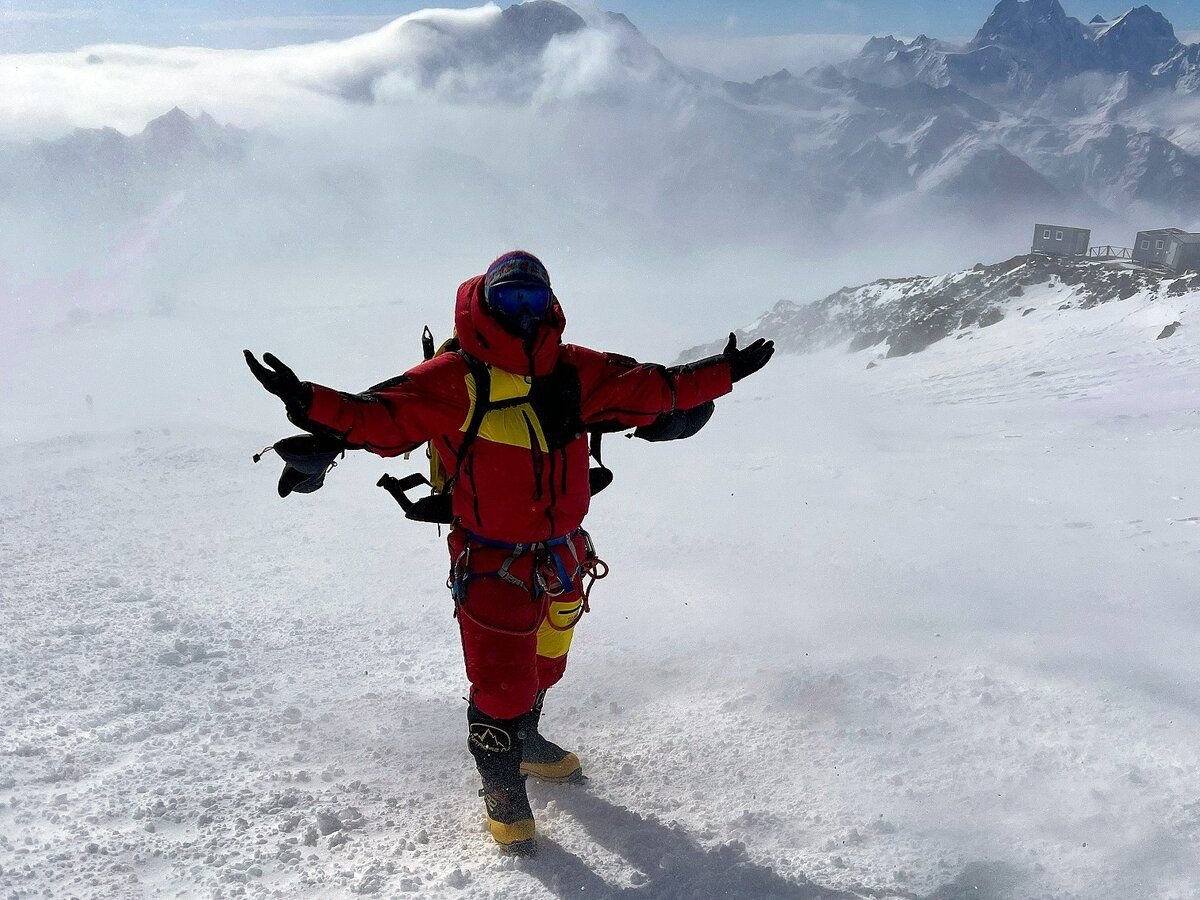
[3,254,1199,898]
[4,2,1200,896]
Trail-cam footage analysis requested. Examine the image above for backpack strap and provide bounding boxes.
[448,350,492,490]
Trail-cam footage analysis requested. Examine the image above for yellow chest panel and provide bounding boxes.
[462,367,549,452]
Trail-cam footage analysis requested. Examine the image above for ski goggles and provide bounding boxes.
[486,281,551,321]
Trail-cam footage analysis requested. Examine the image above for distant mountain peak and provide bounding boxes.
[970,0,1084,56]
[851,0,1187,94]
[146,106,191,127]
[132,107,245,165]
[604,10,640,33]
[1098,5,1177,39]
[497,0,586,47]
[860,35,907,57]
[139,107,230,143]
[1093,4,1180,72]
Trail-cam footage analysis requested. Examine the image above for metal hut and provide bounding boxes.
[1133,228,1185,267]
[1162,232,1200,275]
[1032,224,1090,257]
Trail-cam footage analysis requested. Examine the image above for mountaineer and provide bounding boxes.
[245,250,773,855]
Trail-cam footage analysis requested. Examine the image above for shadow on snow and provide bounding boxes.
[521,786,1021,900]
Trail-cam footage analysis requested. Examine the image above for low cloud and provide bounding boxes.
[0,3,678,136]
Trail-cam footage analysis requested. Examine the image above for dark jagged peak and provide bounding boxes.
[496,1,586,50]
[9,108,248,214]
[137,107,246,165]
[604,11,639,33]
[142,106,216,139]
[1090,15,1108,25]
[860,35,907,58]
[969,0,1089,56]
[760,68,796,84]
[140,106,201,146]
[813,65,851,90]
[1093,5,1180,72]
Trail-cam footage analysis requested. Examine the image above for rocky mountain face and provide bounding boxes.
[721,0,1200,221]
[846,1,1188,93]
[681,255,1199,362]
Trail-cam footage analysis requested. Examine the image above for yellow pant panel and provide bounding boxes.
[536,598,583,659]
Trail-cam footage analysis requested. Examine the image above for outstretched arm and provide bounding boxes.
[566,333,774,430]
[244,350,467,457]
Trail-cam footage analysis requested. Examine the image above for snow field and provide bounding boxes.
[2,277,1199,898]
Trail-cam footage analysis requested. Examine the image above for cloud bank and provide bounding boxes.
[3,0,1185,359]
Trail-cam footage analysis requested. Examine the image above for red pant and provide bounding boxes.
[449,529,593,720]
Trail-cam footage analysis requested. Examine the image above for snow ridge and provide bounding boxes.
[682,253,1199,361]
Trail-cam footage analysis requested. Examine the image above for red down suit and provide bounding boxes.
[299,275,733,718]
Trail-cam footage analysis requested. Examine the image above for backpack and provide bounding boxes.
[377,327,614,525]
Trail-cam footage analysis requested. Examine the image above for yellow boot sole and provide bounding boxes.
[520,752,584,784]
[486,816,537,856]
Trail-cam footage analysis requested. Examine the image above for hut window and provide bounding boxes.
[1043,229,1051,239]
[1055,231,1063,240]
[1141,240,1150,249]
[1156,240,1165,250]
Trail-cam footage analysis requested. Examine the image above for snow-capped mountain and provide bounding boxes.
[287,0,680,104]
[845,0,1189,93]
[4,0,1200,266]
[714,0,1200,222]
[684,253,1197,361]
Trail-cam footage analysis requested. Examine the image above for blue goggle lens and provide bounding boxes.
[488,282,551,320]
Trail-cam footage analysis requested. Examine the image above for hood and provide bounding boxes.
[454,274,565,376]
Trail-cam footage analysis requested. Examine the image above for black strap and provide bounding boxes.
[587,430,613,495]
[377,472,453,523]
[449,351,492,489]
[377,472,431,514]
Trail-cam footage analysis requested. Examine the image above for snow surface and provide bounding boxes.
[3,267,1200,898]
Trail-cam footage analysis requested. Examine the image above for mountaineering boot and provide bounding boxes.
[467,701,536,856]
[519,690,584,784]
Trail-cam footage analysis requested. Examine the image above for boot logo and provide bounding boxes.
[469,723,512,753]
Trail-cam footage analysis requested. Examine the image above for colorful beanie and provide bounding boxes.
[484,250,551,294]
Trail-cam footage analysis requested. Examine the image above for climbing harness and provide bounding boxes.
[448,528,609,637]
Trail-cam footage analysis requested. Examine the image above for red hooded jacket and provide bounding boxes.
[300,275,732,543]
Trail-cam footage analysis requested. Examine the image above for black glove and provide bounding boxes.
[244,350,312,411]
[723,333,775,383]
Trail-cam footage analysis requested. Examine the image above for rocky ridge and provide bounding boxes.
[682,254,1199,362]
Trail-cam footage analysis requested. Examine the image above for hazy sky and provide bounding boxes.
[2,0,1199,55]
